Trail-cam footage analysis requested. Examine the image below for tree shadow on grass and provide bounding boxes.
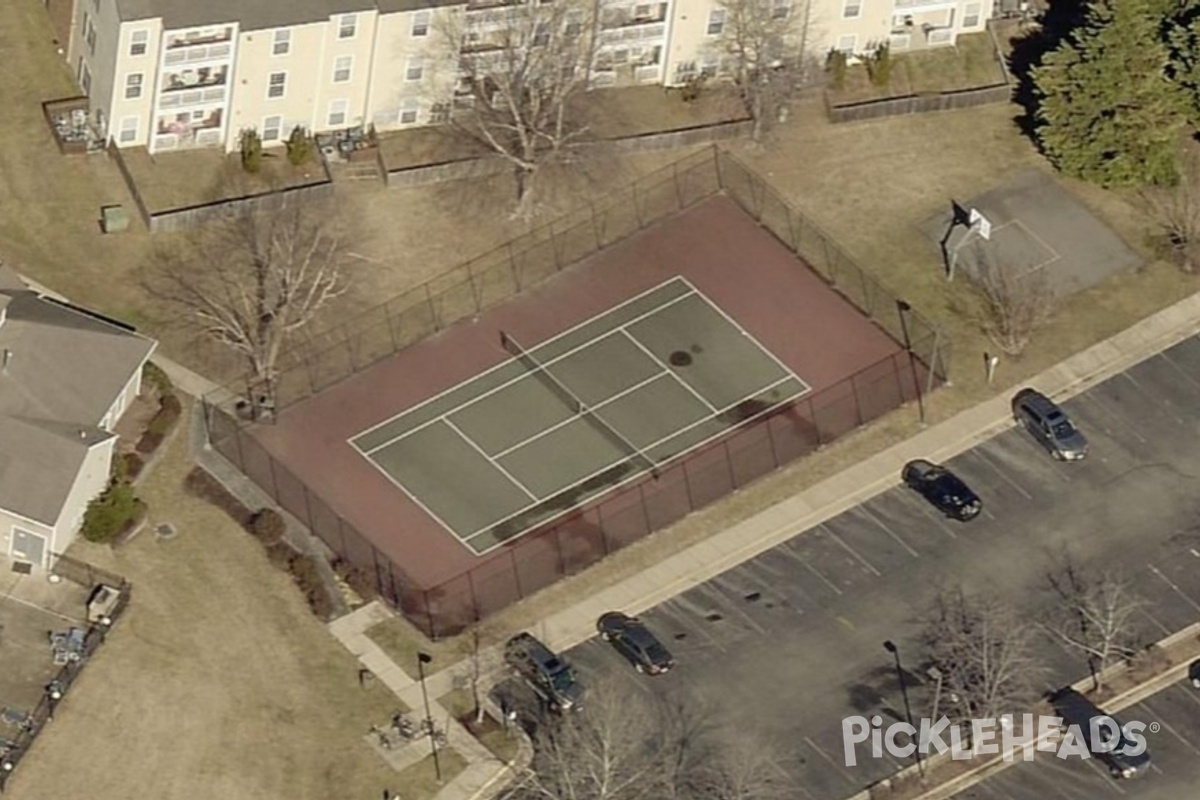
[1007,0,1090,142]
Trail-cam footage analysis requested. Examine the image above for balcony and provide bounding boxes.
[162,65,228,93]
[599,22,665,44]
[163,42,232,66]
[892,0,956,10]
[164,26,233,50]
[465,0,524,11]
[600,3,668,29]
[154,108,223,151]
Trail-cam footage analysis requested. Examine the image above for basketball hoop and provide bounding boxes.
[948,208,993,281]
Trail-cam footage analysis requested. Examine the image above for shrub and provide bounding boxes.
[122,452,145,482]
[141,361,174,396]
[333,558,378,600]
[290,555,335,619]
[286,126,313,166]
[183,466,253,528]
[826,49,848,90]
[250,508,286,545]
[147,393,183,437]
[265,540,298,571]
[135,430,164,455]
[867,44,892,88]
[240,128,263,173]
[82,482,143,544]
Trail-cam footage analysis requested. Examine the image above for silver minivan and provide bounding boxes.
[1012,388,1088,461]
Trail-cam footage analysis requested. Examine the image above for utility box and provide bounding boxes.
[101,204,129,233]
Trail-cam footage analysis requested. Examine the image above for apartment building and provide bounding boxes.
[61,0,992,154]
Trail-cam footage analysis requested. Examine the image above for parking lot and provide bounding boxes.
[565,335,1200,798]
[956,678,1200,799]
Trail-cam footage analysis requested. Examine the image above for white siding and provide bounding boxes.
[51,438,118,558]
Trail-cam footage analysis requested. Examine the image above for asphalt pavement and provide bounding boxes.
[565,336,1200,799]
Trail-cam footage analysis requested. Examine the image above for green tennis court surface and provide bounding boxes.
[350,277,810,554]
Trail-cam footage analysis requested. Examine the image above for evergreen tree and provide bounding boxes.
[1033,0,1189,187]
[1167,2,1200,123]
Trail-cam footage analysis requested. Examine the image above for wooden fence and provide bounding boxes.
[825,83,1012,124]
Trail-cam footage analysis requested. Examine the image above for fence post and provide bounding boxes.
[425,283,440,330]
[549,220,562,271]
[385,300,400,351]
[638,481,653,534]
[466,258,482,313]
[632,181,644,228]
[510,549,524,598]
[723,441,738,489]
[712,143,723,190]
[850,373,864,427]
[672,160,684,211]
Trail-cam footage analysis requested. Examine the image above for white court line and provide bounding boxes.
[819,525,882,577]
[1,591,79,624]
[443,417,537,500]
[1007,218,1062,269]
[489,368,670,460]
[460,374,808,547]
[352,277,694,452]
[619,328,719,414]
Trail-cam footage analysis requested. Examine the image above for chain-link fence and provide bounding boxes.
[203,144,950,637]
[0,567,131,791]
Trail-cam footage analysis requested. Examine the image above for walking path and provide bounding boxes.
[144,284,1200,800]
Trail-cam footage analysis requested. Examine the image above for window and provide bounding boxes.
[565,11,583,37]
[411,11,430,37]
[842,0,861,18]
[836,34,856,53]
[430,102,451,124]
[85,17,97,54]
[273,29,291,55]
[963,2,981,27]
[334,55,353,82]
[399,99,420,125]
[268,71,286,99]
[78,60,92,94]
[262,116,283,141]
[706,9,725,35]
[118,116,138,144]
[634,3,652,18]
[771,0,790,19]
[124,73,143,99]
[130,30,148,56]
[338,13,357,39]
[533,22,550,47]
[405,58,424,82]
[328,99,349,127]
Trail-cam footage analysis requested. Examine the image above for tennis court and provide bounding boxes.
[350,278,810,554]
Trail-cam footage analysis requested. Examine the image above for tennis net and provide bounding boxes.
[501,331,657,475]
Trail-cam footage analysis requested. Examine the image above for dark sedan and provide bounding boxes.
[596,612,675,675]
[902,459,982,521]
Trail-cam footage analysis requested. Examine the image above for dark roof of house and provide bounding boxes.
[0,269,155,524]
[115,0,378,31]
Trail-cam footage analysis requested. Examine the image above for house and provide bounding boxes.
[59,0,993,153]
[0,267,156,571]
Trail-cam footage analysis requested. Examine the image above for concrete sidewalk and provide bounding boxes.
[413,287,1200,702]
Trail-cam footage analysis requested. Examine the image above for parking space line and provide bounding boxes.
[1077,757,1128,793]
[820,526,883,577]
[1139,697,1200,755]
[778,542,844,596]
[1137,607,1174,638]
[803,736,856,783]
[1147,563,1200,616]
[656,601,727,653]
[1073,392,1147,444]
[1161,348,1200,393]
[971,448,1035,500]
[860,506,920,558]
[704,580,769,636]
[1122,370,1187,425]
[908,497,959,539]
[1166,682,1200,714]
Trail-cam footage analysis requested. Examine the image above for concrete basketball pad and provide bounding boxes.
[920,168,1142,296]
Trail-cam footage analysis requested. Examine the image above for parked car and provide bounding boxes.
[596,612,675,675]
[1012,388,1088,461]
[1051,688,1151,779]
[504,632,585,713]
[901,459,982,521]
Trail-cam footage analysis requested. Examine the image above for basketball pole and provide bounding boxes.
[947,222,980,282]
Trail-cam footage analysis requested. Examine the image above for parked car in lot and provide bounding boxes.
[596,612,675,675]
[504,632,585,713]
[902,459,982,521]
[1051,688,1151,779]
[1012,388,1088,461]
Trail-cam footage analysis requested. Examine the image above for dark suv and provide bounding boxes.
[1051,688,1150,779]
[1012,388,1088,461]
[504,633,585,713]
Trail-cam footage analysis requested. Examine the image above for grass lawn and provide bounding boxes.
[830,33,1008,104]
[6,398,403,800]
[439,689,521,764]
[396,749,469,799]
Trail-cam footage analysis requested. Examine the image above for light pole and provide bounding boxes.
[417,652,442,782]
[896,300,926,424]
[926,666,944,726]
[884,640,924,777]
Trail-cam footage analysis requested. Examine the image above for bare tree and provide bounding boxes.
[959,247,1056,357]
[922,587,1041,724]
[1046,558,1145,692]
[502,682,784,800]
[707,0,818,141]
[442,0,599,219]
[1139,146,1200,272]
[145,197,348,406]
